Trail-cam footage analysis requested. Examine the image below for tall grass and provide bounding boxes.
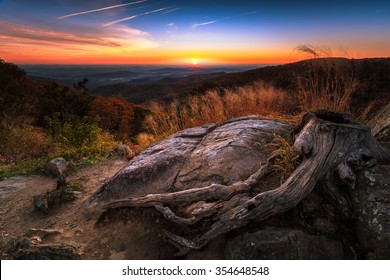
[141,82,290,142]
[141,57,360,146]
[296,59,359,113]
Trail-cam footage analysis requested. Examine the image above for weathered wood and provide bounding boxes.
[104,158,274,210]
[103,110,390,255]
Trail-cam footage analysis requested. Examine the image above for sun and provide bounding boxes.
[192,58,198,66]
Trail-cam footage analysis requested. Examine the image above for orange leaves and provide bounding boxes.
[89,96,135,139]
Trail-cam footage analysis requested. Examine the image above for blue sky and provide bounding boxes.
[0,0,389,64]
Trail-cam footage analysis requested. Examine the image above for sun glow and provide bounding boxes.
[192,58,198,65]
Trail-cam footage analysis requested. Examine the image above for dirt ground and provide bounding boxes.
[0,158,180,259]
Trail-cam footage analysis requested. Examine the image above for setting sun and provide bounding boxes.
[192,58,198,65]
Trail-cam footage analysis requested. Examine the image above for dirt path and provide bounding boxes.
[0,158,168,259]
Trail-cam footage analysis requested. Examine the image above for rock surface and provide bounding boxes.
[84,116,291,213]
[353,165,390,259]
[44,158,68,178]
[225,227,345,259]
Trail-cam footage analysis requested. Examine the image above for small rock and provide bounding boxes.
[33,195,48,214]
[44,158,68,178]
[114,145,135,160]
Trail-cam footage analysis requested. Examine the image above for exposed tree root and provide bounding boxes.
[103,110,390,255]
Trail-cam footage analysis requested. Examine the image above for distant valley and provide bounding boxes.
[21,64,259,90]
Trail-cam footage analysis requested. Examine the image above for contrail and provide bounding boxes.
[58,0,147,19]
[102,6,174,27]
[192,20,218,28]
[161,7,181,15]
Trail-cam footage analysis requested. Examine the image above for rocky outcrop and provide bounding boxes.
[225,228,345,259]
[353,165,390,259]
[84,116,291,214]
[83,113,390,260]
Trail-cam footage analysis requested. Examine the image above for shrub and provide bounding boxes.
[89,96,135,139]
[0,125,51,163]
[45,113,101,148]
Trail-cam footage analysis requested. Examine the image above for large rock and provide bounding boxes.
[84,117,291,213]
[353,165,390,259]
[225,227,345,259]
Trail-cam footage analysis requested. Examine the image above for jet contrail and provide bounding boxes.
[102,6,174,27]
[192,20,218,28]
[58,0,147,19]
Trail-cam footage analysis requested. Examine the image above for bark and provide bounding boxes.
[104,110,390,255]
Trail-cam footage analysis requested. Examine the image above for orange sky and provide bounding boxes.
[1,1,389,65]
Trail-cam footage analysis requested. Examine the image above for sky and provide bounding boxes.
[0,0,389,65]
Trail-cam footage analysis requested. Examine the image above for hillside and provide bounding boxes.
[92,58,390,111]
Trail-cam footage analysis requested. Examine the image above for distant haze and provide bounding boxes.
[21,64,261,89]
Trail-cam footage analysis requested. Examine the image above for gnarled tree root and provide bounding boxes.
[103,110,390,256]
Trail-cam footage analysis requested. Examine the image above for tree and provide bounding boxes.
[73,78,89,94]
[89,96,135,139]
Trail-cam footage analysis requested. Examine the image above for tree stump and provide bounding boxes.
[103,110,390,255]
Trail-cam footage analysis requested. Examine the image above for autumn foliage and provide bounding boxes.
[89,96,135,139]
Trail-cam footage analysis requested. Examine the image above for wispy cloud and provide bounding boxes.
[0,20,120,47]
[166,22,179,33]
[57,0,147,19]
[161,7,181,15]
[192,20,218,29]
[241,10,258,16]
[191,10,257,29]
[102,6,175,27]
[0,20,159,52]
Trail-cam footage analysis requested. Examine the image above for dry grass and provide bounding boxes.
[296,59,359,113]
[141,82,290,141]
[139,57,360,147]
[269,135,301,179]
[0,126,51,163]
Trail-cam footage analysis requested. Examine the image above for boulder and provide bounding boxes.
[84,116,291,214]
[353,165,390,259]
[225,227,345,259]
[44,158,68,178]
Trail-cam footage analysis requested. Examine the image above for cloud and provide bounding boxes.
[0,20,159,52]
[102,6,174,27]
[166,22,179,33]
[192,20,218,29]
[57,0,147,19]
[161,8,181,15]
[190,10,257,29]
[241,11,258,16]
